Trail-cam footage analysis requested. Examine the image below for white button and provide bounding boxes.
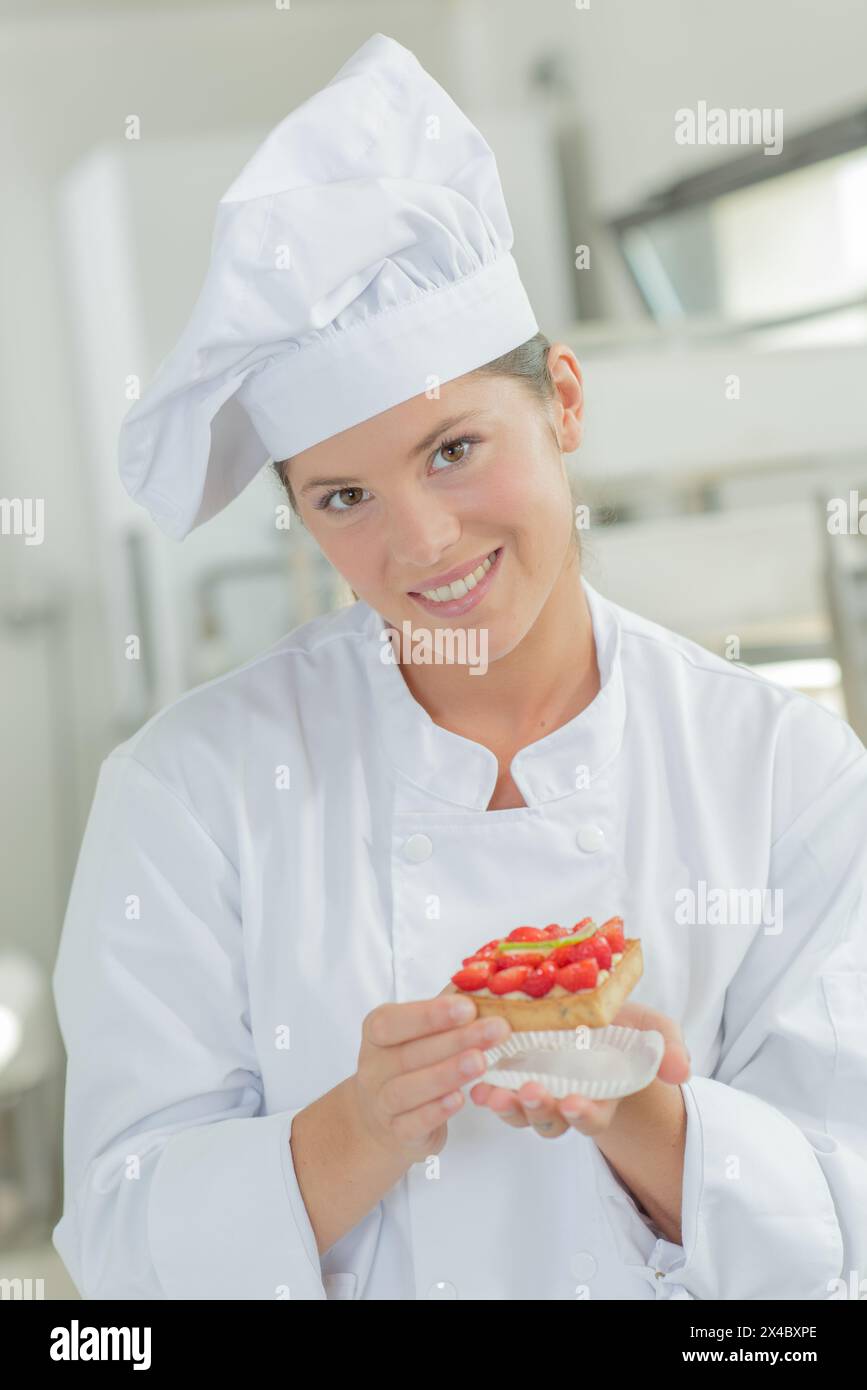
[570,1251,597,1282]
[576,825,605,853]
[403,834,433,863]
[426,1280,457,1298]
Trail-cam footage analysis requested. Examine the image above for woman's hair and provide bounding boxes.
[271,330,557,513]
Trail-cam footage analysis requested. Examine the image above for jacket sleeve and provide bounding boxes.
[51,750,326,1299]
[595,726,867,1300]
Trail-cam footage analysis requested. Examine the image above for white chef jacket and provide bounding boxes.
[51,576,867,1300]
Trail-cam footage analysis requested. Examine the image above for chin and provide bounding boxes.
[477,614,531,664]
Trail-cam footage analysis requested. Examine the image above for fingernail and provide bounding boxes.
[450,998,476,1023]
[523,1097,541,1109]
[459,1051,484,1076]
[483,1019,510,1044]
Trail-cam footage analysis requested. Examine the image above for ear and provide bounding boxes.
[546,344,584,453]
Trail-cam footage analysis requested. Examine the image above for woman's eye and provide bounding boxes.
[314,435,479,512]
[317,486,370,513]
[431,435,478,470]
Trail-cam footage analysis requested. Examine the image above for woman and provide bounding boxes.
[52,34,867,1300]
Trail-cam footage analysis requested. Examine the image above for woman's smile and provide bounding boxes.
[406,545,504,618]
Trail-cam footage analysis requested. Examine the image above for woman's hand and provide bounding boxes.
[468,1000,691,1139]
[352,988,511,1163]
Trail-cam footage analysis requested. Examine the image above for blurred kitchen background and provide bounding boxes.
[1,0,866,1297]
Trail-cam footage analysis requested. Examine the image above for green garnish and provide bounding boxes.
[496,920,597,954]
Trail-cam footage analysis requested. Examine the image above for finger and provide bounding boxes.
[558,1094,619,1136]
[469,1081,495,1104]
[517,1083,570,1139]
[395,1012,511,1076]
[479,1083,528,1126]
[657,1046,691,1084]
[379,1045,494,1119]
[364,992,479,1048]
[614,1001,691,1082]
[389,1088,468,1144]
[616,1000,685,1048]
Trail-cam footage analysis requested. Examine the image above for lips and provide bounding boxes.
[406,546,504,618]
[408,548,500,599]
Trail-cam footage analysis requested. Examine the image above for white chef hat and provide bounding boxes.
[118,31,539,540]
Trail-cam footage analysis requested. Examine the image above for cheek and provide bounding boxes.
[475,454,542,518]
[487,450,569,531]
[310,522,382,589]
[305,521,353,574]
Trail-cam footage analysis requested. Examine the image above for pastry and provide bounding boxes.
[449,917,641,1030]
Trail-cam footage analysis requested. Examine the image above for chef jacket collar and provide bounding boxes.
[360,575,626,810]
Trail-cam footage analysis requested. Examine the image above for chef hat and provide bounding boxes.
[118,31,539,540]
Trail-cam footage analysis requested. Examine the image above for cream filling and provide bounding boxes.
[420,551,497,601]
[471,953,622,1000]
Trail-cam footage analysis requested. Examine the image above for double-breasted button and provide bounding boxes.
[402,833,433,862]
[426,1280,457,1298]
[576,825,605,853]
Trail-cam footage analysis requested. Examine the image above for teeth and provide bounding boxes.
[420,551,499,602]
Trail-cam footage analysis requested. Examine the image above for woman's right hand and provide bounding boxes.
[351,988,512,1163]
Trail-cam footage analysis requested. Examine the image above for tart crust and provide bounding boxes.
[459,938,643,1030]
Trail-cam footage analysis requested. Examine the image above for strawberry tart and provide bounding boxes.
[449,917,642,1030]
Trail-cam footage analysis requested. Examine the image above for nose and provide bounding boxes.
[387,493,461,578]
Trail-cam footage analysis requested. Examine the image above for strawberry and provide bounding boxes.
[541,923,567,939]
[465,946,497,963]
[553,936,613,969]
[505,926,546,943]
[521,960,558,997]
[599,918,625,953]
[489,965,532,994]
[571,917,594,935]
[588,935,613,969]
[451,961,495,991]
[499,951,547,968]
[550,939,598,968]
[471,939,502,959]
[556,959,599,993]
[548,944,575,967]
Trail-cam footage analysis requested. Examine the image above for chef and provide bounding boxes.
[52,32,867,1300]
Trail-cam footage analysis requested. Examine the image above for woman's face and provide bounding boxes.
[285,345,584,663]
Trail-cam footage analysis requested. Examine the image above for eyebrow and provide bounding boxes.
[297,410,488,495]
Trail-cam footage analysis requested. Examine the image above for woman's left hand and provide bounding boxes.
[469,1001,691,1138]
